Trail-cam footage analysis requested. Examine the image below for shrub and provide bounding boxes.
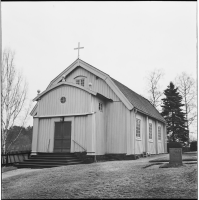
[190,141,197,151]
[167,142,182,153]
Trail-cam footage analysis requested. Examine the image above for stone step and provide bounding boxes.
[16,161,83,165]
[30,156,78,160]
[14,162,82,168]
[14,162,83,169]
[37,152,75,155]
[24,159,81,163]
[15,153,83,169]
[33,154,75,157]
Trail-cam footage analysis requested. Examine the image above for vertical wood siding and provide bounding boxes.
[106,102,127,154]
[32,118,39,153]
[34,64,167,155]
[37,119,52,152]
[38,85,91,115]
[73,116,88,152]
[64,67,119,101]
[126,110,131,155]
[94,96,106,155]
[130,111,136,154]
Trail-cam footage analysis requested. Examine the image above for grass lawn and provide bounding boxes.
[2,156,197,199]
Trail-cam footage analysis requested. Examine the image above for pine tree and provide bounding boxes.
[161,82,188,144]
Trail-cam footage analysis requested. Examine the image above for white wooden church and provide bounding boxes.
[30,58,167,156]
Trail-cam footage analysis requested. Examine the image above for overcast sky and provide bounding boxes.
[2,2,197,139]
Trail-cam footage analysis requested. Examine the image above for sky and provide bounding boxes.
[2,2,197,139]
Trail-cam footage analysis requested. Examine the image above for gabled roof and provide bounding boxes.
[111,78,165,123]
[30,103,38,116]
[45,59,133,110]
[33,82,97,101]
[34,58,165,123]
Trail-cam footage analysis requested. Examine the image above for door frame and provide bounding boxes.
[52,117,74,153]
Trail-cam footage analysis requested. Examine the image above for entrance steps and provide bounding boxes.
[14,152,84,169]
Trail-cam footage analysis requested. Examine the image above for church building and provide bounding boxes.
[30,58,167,156]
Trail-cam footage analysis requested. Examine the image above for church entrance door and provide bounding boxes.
[54,121,71,152]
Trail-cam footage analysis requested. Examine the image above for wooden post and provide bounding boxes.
[6,153,8,166]
[13,153,16,163]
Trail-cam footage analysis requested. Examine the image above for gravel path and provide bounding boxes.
[2,168,43,179]
[2,153,197,199]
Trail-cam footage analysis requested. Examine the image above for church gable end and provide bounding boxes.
[59,66,120,102]
[30,58,167,157]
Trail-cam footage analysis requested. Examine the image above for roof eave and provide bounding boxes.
[135,108,166,124]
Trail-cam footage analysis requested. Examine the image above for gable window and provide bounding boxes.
[99,102,103,112]
[136,119,141,138]
[149,123,152,140]
[76,78,85,86]
[158,126,161,140]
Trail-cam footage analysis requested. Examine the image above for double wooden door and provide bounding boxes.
[54,121,71,152]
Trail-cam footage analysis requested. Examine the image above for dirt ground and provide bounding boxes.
[2,153,197,199]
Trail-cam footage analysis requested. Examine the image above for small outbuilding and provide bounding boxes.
[30,59,167,156]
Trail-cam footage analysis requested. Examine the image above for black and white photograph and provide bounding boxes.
[1,1,197,199]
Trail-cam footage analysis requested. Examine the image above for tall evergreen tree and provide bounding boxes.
[161,82,188,144]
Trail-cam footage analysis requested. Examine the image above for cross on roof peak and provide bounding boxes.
[74,42,84,59]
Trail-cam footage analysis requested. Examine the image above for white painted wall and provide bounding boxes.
[106,101,127,154]
[38,85,91,116]
[32,65,167,155]
[64,67,119,101]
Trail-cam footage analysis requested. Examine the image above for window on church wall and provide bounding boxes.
[60,97,66,103]
[149,123,152,140]
[76,78,85,86]
[158,126,161,140]
[99,102,103,112]
[136,119,141,138]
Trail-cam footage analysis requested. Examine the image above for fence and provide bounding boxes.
[2,150,31,167]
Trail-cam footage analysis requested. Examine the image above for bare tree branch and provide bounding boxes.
[175,72,196,135]
[145,69,164,112]
[1,48,31,153]
[6,102,32,151]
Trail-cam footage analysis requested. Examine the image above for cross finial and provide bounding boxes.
[74,42,84,59]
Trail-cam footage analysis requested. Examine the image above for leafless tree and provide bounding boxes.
[146,69,164,112]
[1,49,31,153]
[175,72,196,129]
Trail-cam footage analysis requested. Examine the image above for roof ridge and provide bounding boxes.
[111,77,146,100]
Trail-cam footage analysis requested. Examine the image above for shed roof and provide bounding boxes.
[111,78,165,123]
